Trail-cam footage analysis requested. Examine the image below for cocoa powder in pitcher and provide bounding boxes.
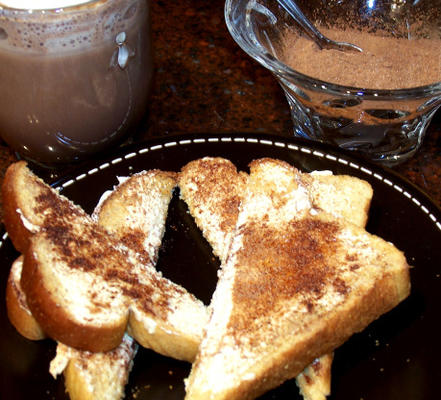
[280,28,441,90]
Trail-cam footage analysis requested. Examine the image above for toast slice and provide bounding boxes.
[179,157,248,263]
[2,161,208,361]
[91,169,196,356]
[182,158,410,400]
[6,256,46,341]
[2,162,91,255]
[178,157,373,399]
[92,170,178,265]
[50,333,138,400]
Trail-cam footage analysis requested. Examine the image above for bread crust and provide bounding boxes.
[6,256,46,340]
[2,161,36,253]
[128,312,200,362]
[21,243,128,352]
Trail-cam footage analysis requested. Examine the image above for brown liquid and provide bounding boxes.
[0,0,152,165]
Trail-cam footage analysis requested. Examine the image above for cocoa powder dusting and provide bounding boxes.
[182,158,243,236]
[312,359,322,374]
[228,218,343,335]
[280,28,441,89]
[40,208,174,319]
[34,189,84,220]
[120,230,152,265]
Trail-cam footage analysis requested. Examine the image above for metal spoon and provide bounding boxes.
[277,0,363,53]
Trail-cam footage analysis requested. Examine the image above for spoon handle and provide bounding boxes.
[277,0,363,52]
[277,0,327,48]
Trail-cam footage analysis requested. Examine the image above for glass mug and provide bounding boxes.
[0,0,152,165]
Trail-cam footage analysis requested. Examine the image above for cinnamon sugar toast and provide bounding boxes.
[50,334,138,400]
[6,167,187,400]
[92,170,178,265]
[180,157,410,400]
[179,157,248,263]
[3,161,208,358]
[178,156,373,400]
[3,162,209,399]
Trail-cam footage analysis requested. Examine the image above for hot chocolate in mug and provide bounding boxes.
[0,0,152,165]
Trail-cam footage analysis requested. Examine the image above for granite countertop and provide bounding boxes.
[0,0,440,217]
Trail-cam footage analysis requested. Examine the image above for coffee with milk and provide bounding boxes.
[0,0,151,164]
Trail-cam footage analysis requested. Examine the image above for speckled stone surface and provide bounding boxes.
[0,0,440,220]
[143,0,293,137]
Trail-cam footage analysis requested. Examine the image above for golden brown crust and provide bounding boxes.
[21,244,128,352]
[6,256,46,341]
[128,314,200,362]
[2,161,35,253]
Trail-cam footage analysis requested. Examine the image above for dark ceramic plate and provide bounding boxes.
[1,133,440,400]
